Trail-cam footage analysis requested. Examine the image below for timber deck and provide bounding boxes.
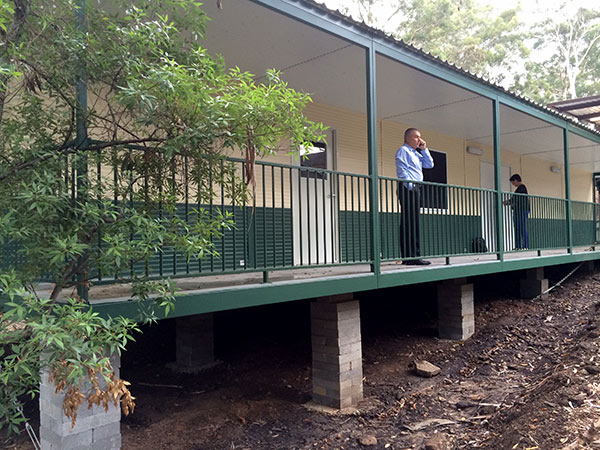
[36,246,597,305]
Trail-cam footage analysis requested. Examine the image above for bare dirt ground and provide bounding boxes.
[6,263,600,450]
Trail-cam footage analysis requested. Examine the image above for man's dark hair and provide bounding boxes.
[510,174,522,182]
[404,128,420,142]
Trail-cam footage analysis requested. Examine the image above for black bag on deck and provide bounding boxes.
[471,237,488,253]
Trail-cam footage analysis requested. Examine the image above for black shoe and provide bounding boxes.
[403,259,431,265]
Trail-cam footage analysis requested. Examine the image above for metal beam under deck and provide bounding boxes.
[91,251,600,320]
[378,251,599,288]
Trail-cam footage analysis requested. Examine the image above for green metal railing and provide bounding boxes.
[2,154,599,285]
[572,200,599,247]
[91,154,373,281]
[379,178,497,261]
[501,192,569,252]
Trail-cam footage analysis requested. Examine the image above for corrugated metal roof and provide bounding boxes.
[299,0,600,137]
[548,96,600,129]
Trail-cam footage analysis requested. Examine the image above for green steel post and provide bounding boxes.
[75,0,89,301]
[366,42,381,276]
[493,99,504,261]
[564,128,573,253]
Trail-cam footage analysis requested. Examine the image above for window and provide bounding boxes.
[300,142,327,179]
[422,150,447,209]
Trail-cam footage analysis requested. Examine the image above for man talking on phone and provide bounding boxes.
[396,128,434,265]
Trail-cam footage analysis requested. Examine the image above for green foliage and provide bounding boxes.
[511,6,600,103]
[396,0,527,83]
[0,0,324,434]
[1,274,140,434]
[339,0,528,84]
[340,0,600,103]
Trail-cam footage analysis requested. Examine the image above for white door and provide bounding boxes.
[480,161,513,252]
[292,129,338,265]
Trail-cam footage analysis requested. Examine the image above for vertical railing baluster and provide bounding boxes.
[364,177,369,261]
[184,155,190,274]
[281,166,286,267]
[323,170,328,263]
[96,152,102,281]
[172,159,177,276]
[336,173,341,263]
[209,161,214,272]
[381,178,387,259]
[306,171,312,265]
[330,169,335,263]
[272,165,276,267]
[221,159,226,272]
[197,160,202,273]
[344,175,348,263]
[232,164,237,272]
[158,159,164,277]
[298,168,303,265]
[129,165,135,279]
[311,171,321,264]
[351,176,355,262]
[357,176,362,261]
[262,164,267,269]
[242,162,247,271]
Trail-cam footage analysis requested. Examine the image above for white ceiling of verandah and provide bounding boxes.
[200,0,600,171]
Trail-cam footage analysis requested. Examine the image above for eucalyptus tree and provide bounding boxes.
[0,0,323,434]
[335,0,528,85]
[512,6,600,103]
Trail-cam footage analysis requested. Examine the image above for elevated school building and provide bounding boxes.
[5,1,600,448]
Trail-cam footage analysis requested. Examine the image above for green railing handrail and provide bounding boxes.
[240,156,371,179]
[379,175,498,194]
[501,191,568,202]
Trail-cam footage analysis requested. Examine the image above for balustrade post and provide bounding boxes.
[366,43,380,276]
[75,0,89,301]
[492,99,504,260]
[564,128,573,253]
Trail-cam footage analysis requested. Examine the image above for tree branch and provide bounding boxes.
[0,138,167,182]
[0,0,31,122]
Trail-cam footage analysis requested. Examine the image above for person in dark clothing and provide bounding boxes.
[503,174,530,249]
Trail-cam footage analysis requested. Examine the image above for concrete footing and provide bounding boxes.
[580,260,596,274]
[437,278,475,341]
[520,268,549,299]
[40,354,121,450]
[311,294,363,409]
[174,313,216,372]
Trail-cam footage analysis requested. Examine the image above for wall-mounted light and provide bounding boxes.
[550,166,562,173]
[466,146,483,155]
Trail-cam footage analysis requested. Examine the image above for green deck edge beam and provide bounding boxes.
[91,273,378,319]
[85,251,600,320]
[493,99,504,260]
[564,127,573,254]
[366,42,380,277]
[378,251,600,288]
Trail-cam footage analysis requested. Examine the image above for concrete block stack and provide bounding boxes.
[176,313,214,370]
[311,295,363,409]
[437,280,475,340]
[39,354,121,450]
[520,267,548,299]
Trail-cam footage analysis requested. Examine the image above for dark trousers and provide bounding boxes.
[513,209,529,249]
[399,186,421,258]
